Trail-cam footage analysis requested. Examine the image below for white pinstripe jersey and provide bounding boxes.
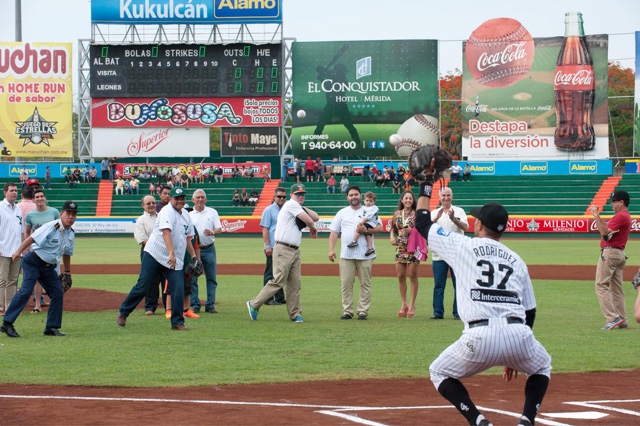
[144,205,194,269]
[428,225,536,322]
[329,205,380,260]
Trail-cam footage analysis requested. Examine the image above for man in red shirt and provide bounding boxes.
[590,190,631,330]
[305,156,315,182]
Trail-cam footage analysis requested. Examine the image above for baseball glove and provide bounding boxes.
[59,273,72,293]
[295,207,310,231]
[184,257,204,278]
[632,270,640,290]
[408,145,452,182]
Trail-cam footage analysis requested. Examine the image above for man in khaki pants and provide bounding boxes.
[0,183,24,315]
[328,186,382,320]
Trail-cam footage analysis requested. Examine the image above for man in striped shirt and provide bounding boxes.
[328,186,382,320]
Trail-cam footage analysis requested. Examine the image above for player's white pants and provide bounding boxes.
[429,318,552,389]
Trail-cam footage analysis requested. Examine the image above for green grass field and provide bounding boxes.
[0,237,637,387]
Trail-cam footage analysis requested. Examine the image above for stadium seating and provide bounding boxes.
[601,174,640,215]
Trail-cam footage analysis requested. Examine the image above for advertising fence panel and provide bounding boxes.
[291,40,439,158]
[91,127,210,157]
[461,15,609,160]
[0,42,73,158]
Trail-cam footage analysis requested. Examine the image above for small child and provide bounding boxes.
[347,191,378,256]
[149,181,155,195]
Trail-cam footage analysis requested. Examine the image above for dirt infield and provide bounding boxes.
[3,265,639,425]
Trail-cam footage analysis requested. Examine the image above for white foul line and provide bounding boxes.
[477,406,574,426]
[316,410,389,426]
[565,401,640,417]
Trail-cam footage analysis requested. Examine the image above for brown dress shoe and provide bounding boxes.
[116,314,126,327]
[171,324,189,331]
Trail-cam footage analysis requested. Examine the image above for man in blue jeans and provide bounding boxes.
[429,187,468,320]
[189,189,222,313]
[116,187,196,330]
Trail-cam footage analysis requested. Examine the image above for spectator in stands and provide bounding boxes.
[232,189,240,206]
[383,169,391,187]
[73,166,82,183]
[462,163,471,181]
[171,165,181,181]
[130,177,140,195]
[19,165,29,187]
[124,178,132,195]
[101,157,109,180]
[449,162,462,182]
[214,166,223,183]
[114,177,125,195]
[201,166,210,183]
[240,188,250,206]
[83,165,91,183]
[109,157,117,180]
[305,156,315,182]
[370,165,379,182]
[150,166,158,179]
[64,167,72,186]
[157,166,166,183]
[246,167,255,179]
[340,176,350,194]
[232,165,240,179]
[67,171,77,189]
[316,158,326,182]
[239,166,246,178]
[262,165,270,183]
[362,165,370,182]
[139,166,150,180]
[89,166,98,183]
[403,171,414,191]
[389,166,396,181]
[190,167,198,184]
[397,165,405,181]
[327,174,337,194]
[375,171,385,188]
[149,181,155,195]
[249,189,260,206]
[295,158,302,182]
[392,175,402,194]
[45,166,52,189]
[131,167,140,179]
[282,157,290,182]
[180,171,190,189]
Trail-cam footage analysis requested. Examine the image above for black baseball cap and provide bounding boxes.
[470,202,508,233]
[61,200,79,212]
[611,190,630,202]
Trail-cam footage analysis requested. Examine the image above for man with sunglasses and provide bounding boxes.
[247,184,319,322]
[590,190,632,330]
[260,187,288,305]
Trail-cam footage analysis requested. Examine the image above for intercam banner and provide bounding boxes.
[461,16,609,160]
[0,42,73,157]
[291,40,438,158]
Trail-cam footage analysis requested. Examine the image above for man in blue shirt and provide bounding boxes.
[261,187,287,305]
[1,201,78,337]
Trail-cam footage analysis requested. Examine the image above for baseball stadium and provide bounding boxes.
[0,1,639,425]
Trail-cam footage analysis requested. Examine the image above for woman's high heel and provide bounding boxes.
[407,306,415,318]
[398,304,409,317]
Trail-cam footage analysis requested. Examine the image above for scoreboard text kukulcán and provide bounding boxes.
[90,43,282,98]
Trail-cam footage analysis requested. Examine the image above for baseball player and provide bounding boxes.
[412,155,552,426]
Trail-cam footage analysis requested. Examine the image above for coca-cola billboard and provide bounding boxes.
[91,127,210,158]
[461,13,609,162]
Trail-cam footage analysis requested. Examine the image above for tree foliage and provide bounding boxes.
[439,70,462,159]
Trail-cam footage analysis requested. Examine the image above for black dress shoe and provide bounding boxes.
[43,328,66,336]
[171,324,189,331]
[1,322,20,338]
[340,313,353,320]
[430,315,443,320]
[357,313,367,320]
[205,307,218,313]
[192,307,200,313]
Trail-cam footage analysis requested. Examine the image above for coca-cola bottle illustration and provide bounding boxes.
[554,12,595,151]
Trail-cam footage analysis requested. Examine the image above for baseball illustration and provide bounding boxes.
[296,110,306,119]
[390,114,439,158]
[465,17,535,88]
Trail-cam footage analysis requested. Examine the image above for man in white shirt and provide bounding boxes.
[329,186,382,320]
[134,195,165,315]
[449,162,463,182]
[189,189,222,313]
[117,187,196,331]
[260,187,287,305]
[430,187,469,320]
[340,176,350,193]
[247,184,319,323]
[0,183,23,314]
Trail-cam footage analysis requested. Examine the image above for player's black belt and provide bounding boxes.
[276,241,299,250]
[30,251,55,268]
[468,317,523,328]
[199,243,214,250]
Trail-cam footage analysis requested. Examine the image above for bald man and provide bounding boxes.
[133,195,164,315]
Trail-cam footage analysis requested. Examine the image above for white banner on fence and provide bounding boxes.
[91,127,210,158]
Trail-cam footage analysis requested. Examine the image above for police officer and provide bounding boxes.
[1,200,78,338]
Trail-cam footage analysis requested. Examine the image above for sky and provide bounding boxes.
[0,0,637,80]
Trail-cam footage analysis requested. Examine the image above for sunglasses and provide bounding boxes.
[293,193,306,197]
[275,195,287,199]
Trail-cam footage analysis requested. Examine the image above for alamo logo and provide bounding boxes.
[15,107,57,147]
